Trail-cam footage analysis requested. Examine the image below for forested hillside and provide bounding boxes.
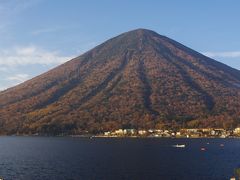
[1,29,240,135]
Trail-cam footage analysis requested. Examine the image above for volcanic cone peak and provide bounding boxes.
[0,29,240,135]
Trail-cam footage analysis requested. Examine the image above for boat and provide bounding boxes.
[201,147,206,151]
[172,144,186,148]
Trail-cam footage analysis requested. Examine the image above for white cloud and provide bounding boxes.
[0,45,76,91]
[203,51,240,58]
[7,73,30,82]
[0,46,75,66]
[0,85,8,91]
[0,73,30,91]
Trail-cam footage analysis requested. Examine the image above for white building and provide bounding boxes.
[104,131,111,136]
[233,127,240,135]
[138,130,147,135]
[124,129,136,135]
[114,129,124,135]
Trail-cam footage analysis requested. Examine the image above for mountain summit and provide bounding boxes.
[1,29,240,135]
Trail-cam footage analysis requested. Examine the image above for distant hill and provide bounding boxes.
[1,29,240,135]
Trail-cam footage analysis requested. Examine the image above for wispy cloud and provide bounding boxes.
[31,28,57,35]
[0,0,40,16]
[0,85,9,91]
[0,45,75,91]
[0,46,75,66]
[0,0,42,38]
[0,73,30,91]
[203,51,240,58]
[7,73,29,82]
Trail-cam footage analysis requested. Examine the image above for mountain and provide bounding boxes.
[1,29,240,135]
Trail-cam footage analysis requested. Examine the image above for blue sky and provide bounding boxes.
[0,0,240,90]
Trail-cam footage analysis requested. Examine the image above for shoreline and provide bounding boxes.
[1,134,240,139]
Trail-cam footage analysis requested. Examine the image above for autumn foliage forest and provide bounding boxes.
[0,29,240,135]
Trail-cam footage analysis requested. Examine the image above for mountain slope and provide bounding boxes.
[1,29,240,135]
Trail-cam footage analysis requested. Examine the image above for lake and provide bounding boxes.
[0,137,239,180]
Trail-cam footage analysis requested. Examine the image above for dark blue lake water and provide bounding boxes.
[0,137,239,180]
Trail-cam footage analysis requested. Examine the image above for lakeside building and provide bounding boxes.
[101,128,237,138]
[138,130,147,135]
[233,127,240,135]
[124,129,136,135]
[180,128,230,138]
[109,129,137,136]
